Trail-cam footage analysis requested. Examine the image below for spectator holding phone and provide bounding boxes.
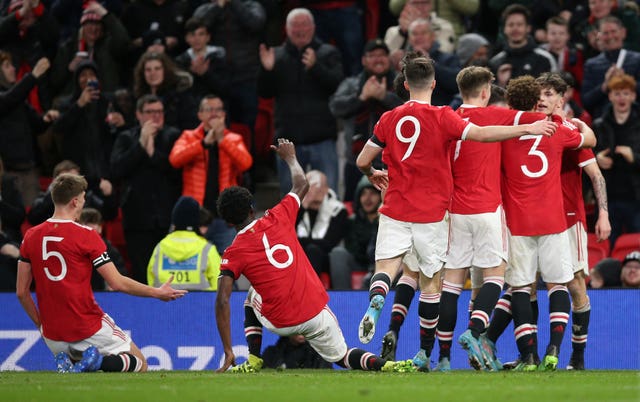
[52,59,120,218]
[51,2,129,98]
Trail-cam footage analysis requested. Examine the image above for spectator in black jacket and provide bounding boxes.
[258,8,343,195]
[52,60,120,199]
[27,160,118,226]
[194,0,266,132]
[174,17,229,101]
[110,94,182,284]
[593,74,640,248]
[0,52,58,205]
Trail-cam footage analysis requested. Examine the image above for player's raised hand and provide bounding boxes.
[529,119,556,136]
[216,350,236,373]
[156,274,188,302]
[270,138,296,162]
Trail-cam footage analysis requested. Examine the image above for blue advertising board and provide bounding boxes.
[0,290,638,371]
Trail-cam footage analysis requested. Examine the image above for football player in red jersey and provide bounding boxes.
[355,52,556,371]
[537,72,611,370]
[17,173,186,373]
[214,139,416,373]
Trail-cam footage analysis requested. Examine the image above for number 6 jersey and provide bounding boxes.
[219,193,328,328]
[19,219,110,341]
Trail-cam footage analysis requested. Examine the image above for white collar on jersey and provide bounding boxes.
[47,218,75,223]
[408,99,430,105]
[459,103,480,109]
[237,220,258,235]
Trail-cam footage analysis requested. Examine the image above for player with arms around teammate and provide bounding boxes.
[214,139,415,373]
[355,52,556,371]
[435,66,550,372]
[17,174,187,373]
[536,72,611,370]
[500,76,597,371]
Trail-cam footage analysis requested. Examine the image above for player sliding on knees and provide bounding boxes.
[214,138,416,373]
[17,173,187,373]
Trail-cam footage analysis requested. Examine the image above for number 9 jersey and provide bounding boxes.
[370,100,472,223]
[219,193,328,328]
[19,219,110,342]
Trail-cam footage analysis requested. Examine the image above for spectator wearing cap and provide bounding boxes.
[456,33,489,67]
[258,8,343,195]
[621,251,640,288]
[0,0,59,111]
[329,38,402,201]
[51,1,129,97]
[147,196,221,290]
[142,29,167,54]
[174,17,230,101]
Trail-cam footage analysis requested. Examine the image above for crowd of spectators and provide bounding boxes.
[0,0,639,290]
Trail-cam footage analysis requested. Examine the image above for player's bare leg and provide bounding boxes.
[566,272,589,370]
[359,256,403,343]
[412,270,442,371]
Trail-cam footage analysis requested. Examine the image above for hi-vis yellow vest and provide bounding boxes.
[147,231,221,290]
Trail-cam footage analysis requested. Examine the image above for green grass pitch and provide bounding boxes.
[0,370,638,402]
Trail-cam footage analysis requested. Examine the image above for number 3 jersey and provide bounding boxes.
[19,219,110,341]
[371,100,472,223]
[501,115,584,236]
[220,193,328,328]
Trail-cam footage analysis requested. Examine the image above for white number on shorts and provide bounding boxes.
[519,135,548,178]
[262,233,293,269]
[395,116,420,161]
[42,236,67,281]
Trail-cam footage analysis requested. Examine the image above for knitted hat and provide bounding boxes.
[142,29,166,50]
[80,10,102,25]
[171,196,200,230]
[623,250,640,266]
[456,33,489,65]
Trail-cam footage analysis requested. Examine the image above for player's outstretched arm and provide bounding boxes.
[215,275,236,372]
[356,142,388,191]
[467,119,557,142]
[271,138,309,200]
[571,118,597,148]
[584,163,611,242]
[16,261,41,329]
[99,263,187,301]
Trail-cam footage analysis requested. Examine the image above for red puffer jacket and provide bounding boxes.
[169,124,253,204]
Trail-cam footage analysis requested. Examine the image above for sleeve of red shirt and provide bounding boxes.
[442,107,471,140]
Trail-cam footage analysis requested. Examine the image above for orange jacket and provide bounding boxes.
[169,124,253,205]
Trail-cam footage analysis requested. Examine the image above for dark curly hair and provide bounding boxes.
[217,186,253,225]
[506,75,540,111]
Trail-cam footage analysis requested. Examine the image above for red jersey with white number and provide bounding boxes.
[451,106,547,214]
[19,219,109,342]
[220,193,328,327]
[501,115,585,236]
[371,101,472,223]
[561,129,596,227]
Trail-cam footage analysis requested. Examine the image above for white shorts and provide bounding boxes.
[566,222,588,275]
[403,250,419,273]
[43,314,131,360]
[375,213,448,278]
[505,231,574,287]
[445,206,508,269]
[246,288,347,363]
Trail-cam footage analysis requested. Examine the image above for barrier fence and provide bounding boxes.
[1,289,638,371]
